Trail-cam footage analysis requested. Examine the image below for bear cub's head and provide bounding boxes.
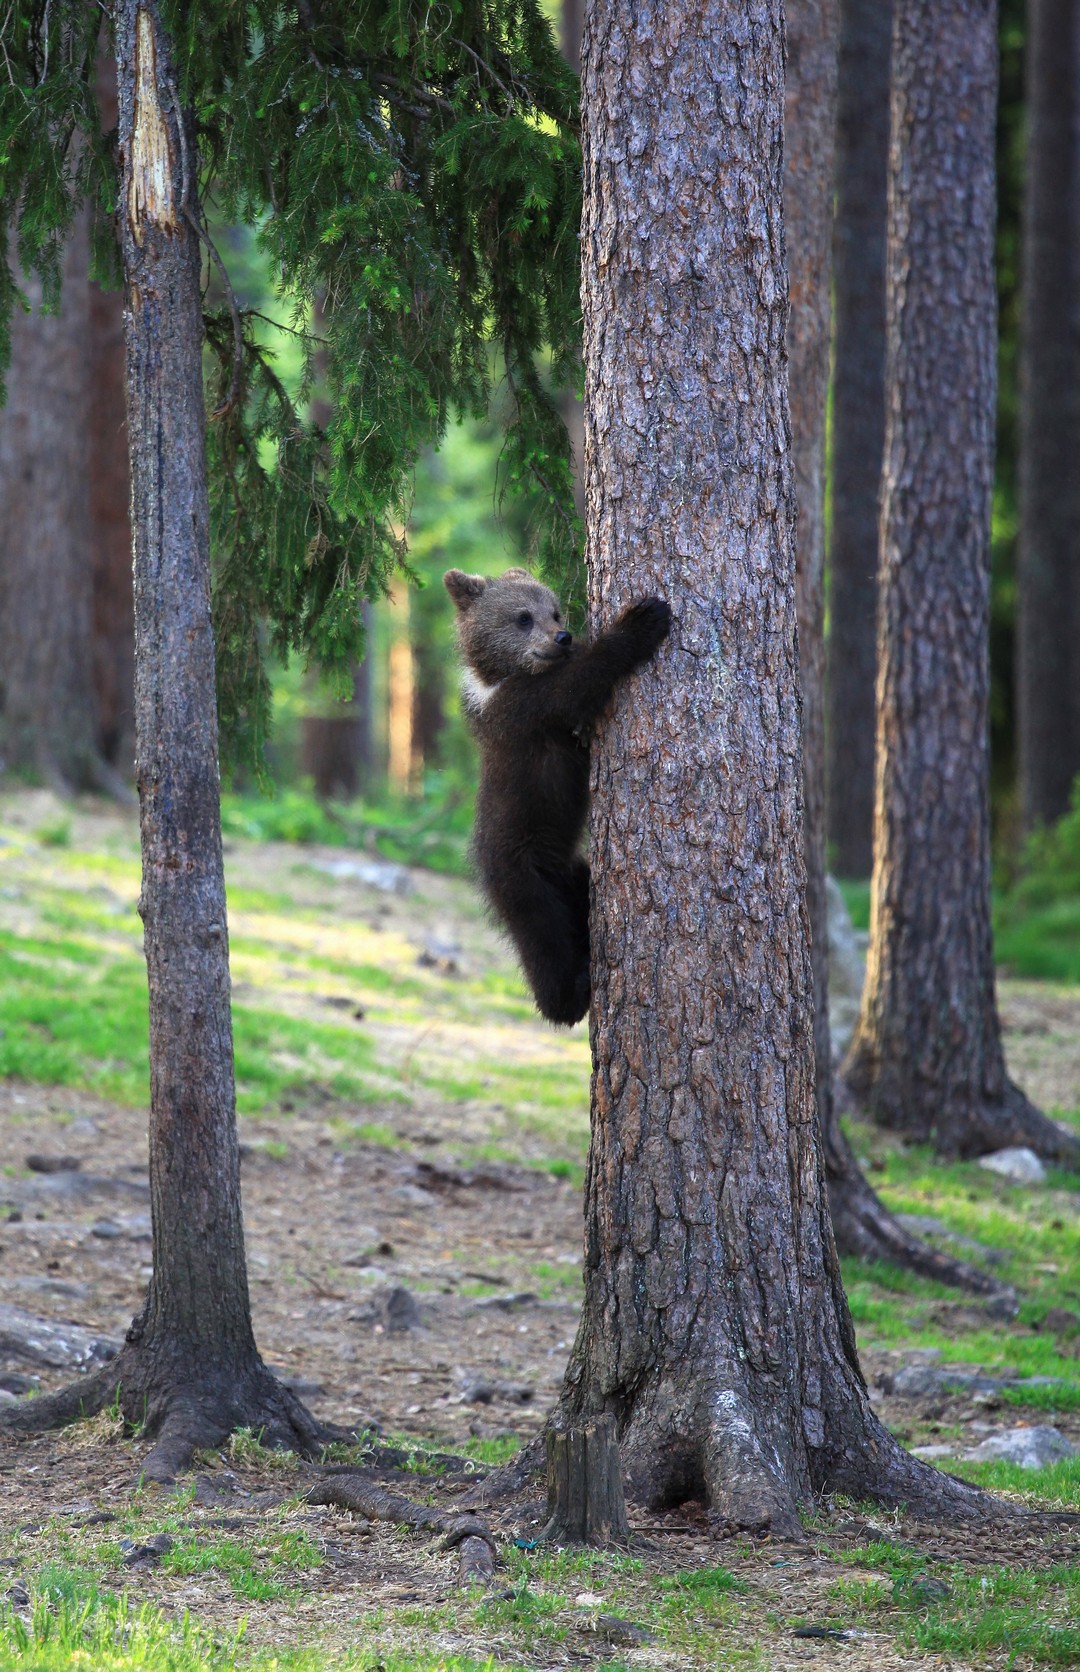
[444,567,573,686]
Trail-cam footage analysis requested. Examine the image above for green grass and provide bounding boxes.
[0,1585,507,1671]
[828,1544,1080,1667]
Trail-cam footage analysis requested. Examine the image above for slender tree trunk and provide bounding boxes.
[1017,0,1080,833]
[825,0,891,880]
[0,213,114,793]
[555,0,987,1534]
[843,0,1077,1165]
[784,1,1000,1295]
[1,0,328,1474]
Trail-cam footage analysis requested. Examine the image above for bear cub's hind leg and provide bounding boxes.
[500,858,591,1027]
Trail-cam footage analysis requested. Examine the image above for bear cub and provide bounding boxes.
[445,566,671,1025]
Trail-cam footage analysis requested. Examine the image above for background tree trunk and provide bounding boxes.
[1017,0,1080,833]
[784,0,1000,1296]
[88,45,135,780]
[556,0,984,1534]
[825,0,892,881]
[0,212,113,793]
[1,0,328,1472]
[843,0,1078,1165]
[88,275,136,777]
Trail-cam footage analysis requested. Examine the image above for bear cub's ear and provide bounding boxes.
[444,569,488,613]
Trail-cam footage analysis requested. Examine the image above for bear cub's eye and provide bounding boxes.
[517,611,533,629]
[553,611,562,623]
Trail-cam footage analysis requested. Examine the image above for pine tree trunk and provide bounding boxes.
[0,213,113,793]
[825,0,891,880]
[556,0,986,1533]
[1017,0,1080,833]
[843,0,1078,1166]
[784,0,999,1295]
[0,0,328,1473]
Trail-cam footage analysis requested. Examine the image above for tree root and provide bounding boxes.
[308,1474,497,1585]
[0,1363,119,1434]
[826,1133,1016,1303]
[948,1082,1080,1166]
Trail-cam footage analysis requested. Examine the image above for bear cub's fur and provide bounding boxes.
[445,566,671,1025]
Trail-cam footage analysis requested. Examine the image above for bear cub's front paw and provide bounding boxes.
[618,596,672,656]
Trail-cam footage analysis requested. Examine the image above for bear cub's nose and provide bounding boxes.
[555,630,573,647]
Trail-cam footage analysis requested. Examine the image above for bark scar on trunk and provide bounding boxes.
[128,10,179,244]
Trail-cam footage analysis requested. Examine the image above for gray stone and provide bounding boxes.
[977,1147,1047,1186]
[825,875,867,1062]
[312,857,413,895]
[0,1303,117,1369]
[883,1359,1064,1399]
[382,1286,422,1332]
[961,1425,1075,1469]
[390,1184,437,1211]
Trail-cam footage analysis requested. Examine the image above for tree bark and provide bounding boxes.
[843,0,1078,1165]
[1017,0,1080,833]
[1,0,329,1474]
[825,0,892,880]
[0,213,114,793]
[784,1,1000,1293]
[556,0,988,1534]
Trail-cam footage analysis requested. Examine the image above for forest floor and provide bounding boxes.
[1,788,1079,1671]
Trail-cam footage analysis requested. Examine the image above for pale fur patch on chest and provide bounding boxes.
[461,668,503,715]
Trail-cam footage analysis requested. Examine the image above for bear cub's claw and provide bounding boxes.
[618,596,672,655]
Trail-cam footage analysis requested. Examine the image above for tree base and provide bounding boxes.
[0,1336,340,1481]
[842,1056,1080,1166]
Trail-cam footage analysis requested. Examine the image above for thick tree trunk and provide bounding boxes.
[825,0,891,880]
[1,0,327,1474]
[0,214,114,793]
[784,1,998,1294]
[843,0,1077,1166]
[556,0,987,1535]
[1017,0,1080,833]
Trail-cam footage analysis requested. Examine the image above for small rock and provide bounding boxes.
[0,1372,37,1395]
[312,857,412,895]
[417,936,463,975]
[582,1615,656,1648]
[91,1220,123,1240]
[382,1285,422,1332]
[25,1154,81,1174]
[977,1147,1047,1186]
[910,1443,957,1461]
[390,1184,437,1212]
[474,1292,538,1312]
[1043,1308,1080,1336]
[6,1581,29,1608]
[961,1425,1075,1469]
[120,1533,173,1568]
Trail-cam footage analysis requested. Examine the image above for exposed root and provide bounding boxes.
[308,1474,497,1584]
[949,1082,1080,1166]
[0,1363,119,1435]
[827,1140,1016,1303]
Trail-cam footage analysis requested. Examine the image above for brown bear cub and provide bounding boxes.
[445,566,671,1025]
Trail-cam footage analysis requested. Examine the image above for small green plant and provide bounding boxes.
[33,818,72,848]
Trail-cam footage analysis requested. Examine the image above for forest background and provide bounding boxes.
[2,0,1080,1668]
